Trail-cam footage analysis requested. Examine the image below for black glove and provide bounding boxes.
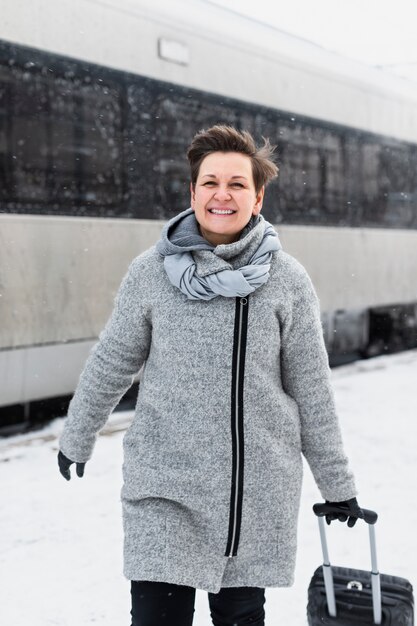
[324,497,364,527]
[58,450,86,481]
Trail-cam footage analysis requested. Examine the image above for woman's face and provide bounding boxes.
[190,152,264,246]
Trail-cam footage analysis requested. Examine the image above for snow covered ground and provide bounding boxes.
[0,349,416,625]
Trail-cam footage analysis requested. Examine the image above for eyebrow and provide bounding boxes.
[201,174,248,180]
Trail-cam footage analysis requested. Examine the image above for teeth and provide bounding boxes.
[209,209,234,214]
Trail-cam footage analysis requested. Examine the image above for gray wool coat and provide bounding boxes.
[59,213,357,593]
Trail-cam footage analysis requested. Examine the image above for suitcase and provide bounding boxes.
[307,503,414,625]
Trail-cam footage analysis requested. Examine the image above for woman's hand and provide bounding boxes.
[57,450,86,481]
[324,497,364,527]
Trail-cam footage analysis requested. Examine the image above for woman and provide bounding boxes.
[58,125,362,626]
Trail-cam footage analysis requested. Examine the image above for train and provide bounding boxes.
[1,0,417,430]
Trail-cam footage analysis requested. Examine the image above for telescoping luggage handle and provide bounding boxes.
[313,503,381,625]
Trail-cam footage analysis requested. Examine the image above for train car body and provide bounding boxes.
[1,0,417,425]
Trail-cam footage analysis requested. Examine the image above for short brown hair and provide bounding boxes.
[187,125,278,193]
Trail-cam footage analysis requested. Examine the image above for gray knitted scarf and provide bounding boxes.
[156,208,281,300]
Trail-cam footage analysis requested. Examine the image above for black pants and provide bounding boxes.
[130,580,266,626]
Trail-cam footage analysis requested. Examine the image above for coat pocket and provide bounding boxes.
[165,510,218,570]
[122,497,168,576]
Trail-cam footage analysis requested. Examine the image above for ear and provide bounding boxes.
[252,185,265,215]
[190,182,195,210]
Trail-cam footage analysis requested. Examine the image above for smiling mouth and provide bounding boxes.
[208,208,237,215]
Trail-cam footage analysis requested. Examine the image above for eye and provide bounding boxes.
[203,181,216,186]
[231,182,244,188]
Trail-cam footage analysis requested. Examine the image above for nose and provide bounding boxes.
[213,186,232,201]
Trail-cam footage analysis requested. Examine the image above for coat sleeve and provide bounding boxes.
[59,258,152,463]
[280,266,357,502]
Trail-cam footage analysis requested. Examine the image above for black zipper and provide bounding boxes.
[224,295,249,557]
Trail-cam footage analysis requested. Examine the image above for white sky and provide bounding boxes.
[210,0,417,83]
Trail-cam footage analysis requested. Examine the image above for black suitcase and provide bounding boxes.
[307,504,414,625]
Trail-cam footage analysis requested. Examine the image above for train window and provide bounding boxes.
[0,61,123,215]
[356,140,417,228]
[126,84,192,219]
[0,69,14,204]
[379,144,417,228]
[275,123,346,224]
